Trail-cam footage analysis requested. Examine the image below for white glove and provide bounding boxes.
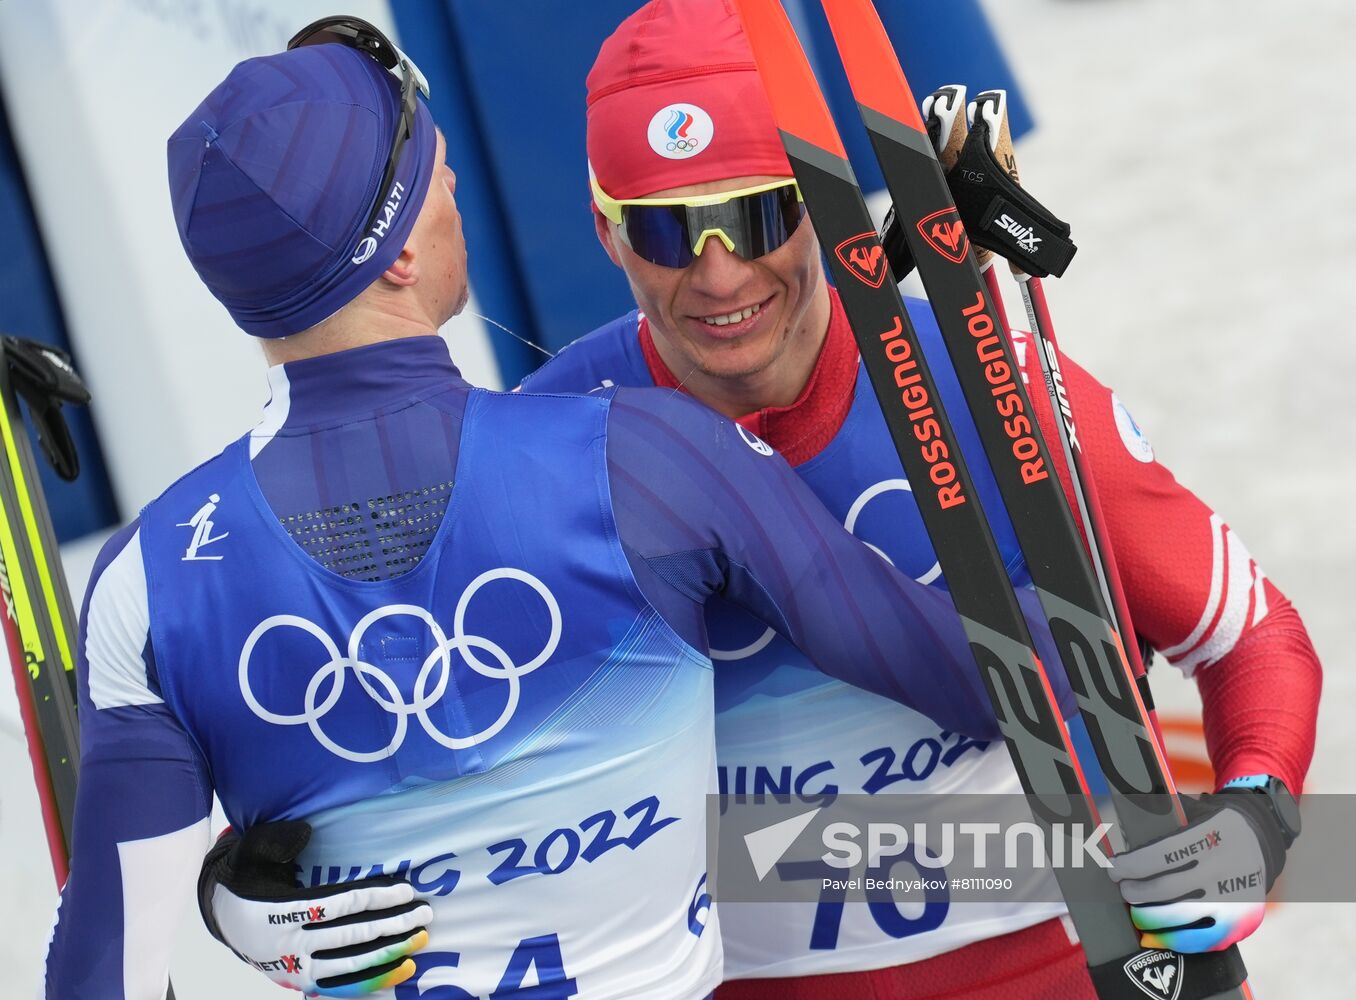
[198,820,433,996]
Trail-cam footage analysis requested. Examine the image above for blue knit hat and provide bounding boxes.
[167,43,438,338]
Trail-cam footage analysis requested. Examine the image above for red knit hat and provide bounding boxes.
[586,0,792,199]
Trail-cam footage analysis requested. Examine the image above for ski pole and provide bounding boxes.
[923,85,1164,746]
[962,87,1166,748]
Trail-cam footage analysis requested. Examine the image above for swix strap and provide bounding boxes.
[880,118,1078,281]
[947,107,1078,278]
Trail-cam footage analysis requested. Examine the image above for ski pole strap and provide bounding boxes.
[1089,945,1247,1000]
[878,123,1078,281]
[2,336,90,482]
[946,115,1078,277]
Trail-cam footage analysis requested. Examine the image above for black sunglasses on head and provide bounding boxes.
[287,16,430,262]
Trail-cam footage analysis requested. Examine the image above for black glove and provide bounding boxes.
[2,335,90,481]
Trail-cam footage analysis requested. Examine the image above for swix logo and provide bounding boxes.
[178,493,229,561]
[351,181,407,265]
[39,348,75,376]
[1040,336,1080,452]
[997,213,1042,254]
[834,232,889,288]
[268,905,326,925]
[1124,950,1182,1000]
[916,208,969,264]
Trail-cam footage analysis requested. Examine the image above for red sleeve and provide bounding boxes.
[1011,331,1321,793]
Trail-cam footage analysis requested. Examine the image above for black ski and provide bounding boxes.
[730,1,1251,996]
[814,1,1251,996]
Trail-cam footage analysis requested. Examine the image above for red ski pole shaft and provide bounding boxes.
[1019,275,1166,749]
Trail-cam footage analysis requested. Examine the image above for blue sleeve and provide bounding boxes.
[606,388,1069,741]
[519,312,648,396]
[43,520,213,1000]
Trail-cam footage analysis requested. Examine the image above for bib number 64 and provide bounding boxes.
[395,935,578,1000]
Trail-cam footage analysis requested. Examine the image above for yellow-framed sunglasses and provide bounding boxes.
[591,174,806,268]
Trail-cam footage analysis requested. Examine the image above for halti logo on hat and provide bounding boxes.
[350,180,408,265]
[352,238,379,265]
[648,104,714,160]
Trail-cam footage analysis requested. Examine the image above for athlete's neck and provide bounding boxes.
[260,292,445,366]
[262,335,466,430]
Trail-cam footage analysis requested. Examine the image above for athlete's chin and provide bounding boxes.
[686,338,783,383]
[444,281,470,323]
[676,321,785,379]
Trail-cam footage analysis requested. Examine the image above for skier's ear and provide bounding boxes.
[593,209,623,269]
[382,244,419,288]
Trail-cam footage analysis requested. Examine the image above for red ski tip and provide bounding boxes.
[732,0,848,160]
[819,0,925,133]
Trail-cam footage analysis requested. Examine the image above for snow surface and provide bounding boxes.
[3,0,1353,995]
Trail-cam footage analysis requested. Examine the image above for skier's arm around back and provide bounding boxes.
[603,386,1060,740]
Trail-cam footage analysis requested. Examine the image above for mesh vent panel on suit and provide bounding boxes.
[280,479,453,581]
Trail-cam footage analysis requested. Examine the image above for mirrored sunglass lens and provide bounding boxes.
[741,187,804,256]
[622,206,693,268]
[688,187,803,259]
[618,187,803,267]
